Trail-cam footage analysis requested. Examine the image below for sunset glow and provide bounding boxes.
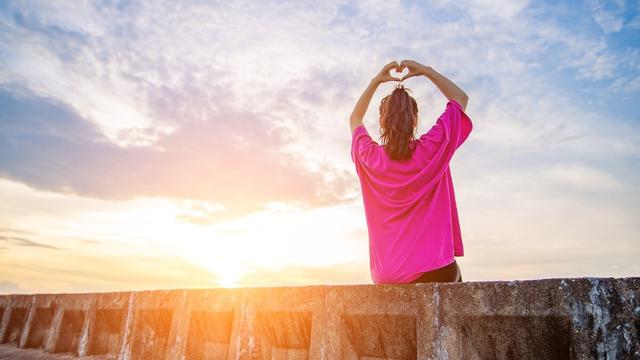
[1,0,638,294]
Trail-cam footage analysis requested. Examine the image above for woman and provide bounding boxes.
[350,59,472,284]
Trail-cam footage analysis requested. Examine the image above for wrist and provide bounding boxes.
[370,77,382,86]
[420,66,433,76]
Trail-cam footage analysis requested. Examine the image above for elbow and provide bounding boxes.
[455,93,469,112]
[350,116,363,124]
[459,92,469,102]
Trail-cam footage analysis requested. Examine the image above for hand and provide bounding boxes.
[399,60,429,81]
[373,61,403,84]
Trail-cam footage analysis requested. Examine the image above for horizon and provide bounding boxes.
[1,0,639,294]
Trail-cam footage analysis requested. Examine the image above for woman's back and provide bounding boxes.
[351,99,472,284]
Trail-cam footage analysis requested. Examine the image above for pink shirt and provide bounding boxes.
[351,99,473,284]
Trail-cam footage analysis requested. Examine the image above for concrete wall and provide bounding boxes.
[0,277,638,359]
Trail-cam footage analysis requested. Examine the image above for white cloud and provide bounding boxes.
[434,0,531,19]
[455,160,640,280]
[587,0,626,34]
[609,74,640,94]
[1,0,636,151]
[0,18,172,147]
[0,280,28,294]
[0,0,638,287]
[541,163,625,191]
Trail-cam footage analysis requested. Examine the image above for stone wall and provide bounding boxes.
[0,277,638,359]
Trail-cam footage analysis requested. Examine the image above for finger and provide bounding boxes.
[384,61,397,71]
[403,60,416,70]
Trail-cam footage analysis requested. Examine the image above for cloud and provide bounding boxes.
[0,226,34,235]
[0,251,221,293]
[0,0,638,289]
[0,235,61,250]
[0,1,360,148]
[0,2,167,146]
[586,0,626,34]
[433,0,531,19]
[0,227,61,250]
[0,87,355,221]
[1,0,637,167]
[0,225,104,248]
[78,239,102,244]
[0,280,28,294]
[609,73,640,94]
[456,158,640,280]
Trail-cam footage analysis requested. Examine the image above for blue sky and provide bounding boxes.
[0,0,638,293]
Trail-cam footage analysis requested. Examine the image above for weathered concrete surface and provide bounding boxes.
[0,277,638,359]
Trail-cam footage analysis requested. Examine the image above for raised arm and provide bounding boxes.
[400,60,469,111]
[350,61,403,135]
[349,79,380,135]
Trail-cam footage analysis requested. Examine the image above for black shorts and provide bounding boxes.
[409,259,462,283]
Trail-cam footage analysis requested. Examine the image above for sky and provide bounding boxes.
[0,0,638,294]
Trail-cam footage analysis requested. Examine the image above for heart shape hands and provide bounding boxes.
[394,66,409,80]
[375,60,427,84]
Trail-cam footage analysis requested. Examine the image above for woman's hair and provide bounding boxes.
[378,84,419,161]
